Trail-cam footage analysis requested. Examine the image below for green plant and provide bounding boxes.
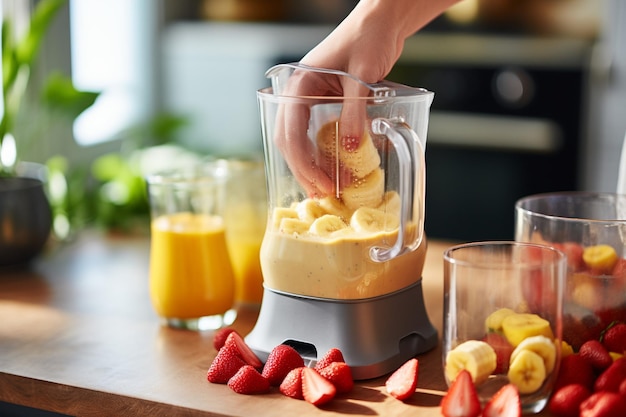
[1,0,97,176]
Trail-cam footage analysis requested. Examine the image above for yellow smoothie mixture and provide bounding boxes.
[260,195,426,299]
[149,212,235,319]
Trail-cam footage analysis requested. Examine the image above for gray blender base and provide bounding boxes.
[245,280,438,380]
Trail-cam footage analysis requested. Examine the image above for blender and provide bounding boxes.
[245,63,437,379]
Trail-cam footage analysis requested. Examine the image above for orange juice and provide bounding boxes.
[224,192,266,305]
[226,235,264,304]
[149,212,235,319]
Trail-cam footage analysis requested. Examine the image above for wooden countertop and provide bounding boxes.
[0,232,552,416]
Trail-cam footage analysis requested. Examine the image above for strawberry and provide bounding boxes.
[601,322,626,354]
[482,333,514,374]
[223,331,263,369]
[560,241,586,271]
[213,327,238,351]
[580,391,626,417]
[261,344,305,386]
[594,357,626,393]
[301,367,336,406]
[279,367,304,400]
[482,384,521,417]
[384,358,419,401]
[318,361,354,394]
[207,344,247,384]
[619,378,626,396]
[548,384,592,417]
[227,365,270,394]
[580,340,613,373]
[314,348,345,371]
[554,353,596,391]
[440,369,481,417]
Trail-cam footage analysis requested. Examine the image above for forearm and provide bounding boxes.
[302,0,460,83]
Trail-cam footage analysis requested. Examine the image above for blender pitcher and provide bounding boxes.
[246,63,437,379]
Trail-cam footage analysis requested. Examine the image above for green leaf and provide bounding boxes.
[15,0,67,65]
[42,72,100,119]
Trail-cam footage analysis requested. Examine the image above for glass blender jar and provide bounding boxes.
[246,63,437,379]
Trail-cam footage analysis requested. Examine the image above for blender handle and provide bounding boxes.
[369,118,426,263]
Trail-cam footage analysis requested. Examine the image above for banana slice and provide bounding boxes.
[377,191,401,218]
[296,198,326,223]
[342,168,385,210]
[318,195,352,222]
[316,120,381,179]
[507,349,546,394]
[510,335,556,375]
[350,206,399,234]
[485,308,517,333]
[309,214,349,237]
[444,340,497,385]
[271,207,298,230]
[278,217,311,235]
[501,313,554,347]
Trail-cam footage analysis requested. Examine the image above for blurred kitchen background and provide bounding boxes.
[4,0,626,241]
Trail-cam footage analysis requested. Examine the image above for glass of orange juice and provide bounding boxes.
[146,166,236,331]
[220,158,267,308]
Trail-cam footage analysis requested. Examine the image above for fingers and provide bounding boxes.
[338,77,369,153]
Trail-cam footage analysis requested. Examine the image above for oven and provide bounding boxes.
[388,33,593,241]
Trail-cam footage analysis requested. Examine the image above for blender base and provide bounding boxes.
[245,280,438,380]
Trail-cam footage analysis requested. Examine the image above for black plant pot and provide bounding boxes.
[0,176,52,266]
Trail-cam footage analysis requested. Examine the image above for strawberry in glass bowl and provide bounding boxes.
[515,192,626,351]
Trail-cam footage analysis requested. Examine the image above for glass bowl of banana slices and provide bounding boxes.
[515,192,626,352]
[443,241,566,414]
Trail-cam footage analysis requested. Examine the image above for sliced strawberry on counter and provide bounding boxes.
[580,391,626,417]
[554,353,596,391]
[601,322,626,354]
[579,340,613,373]
[223,331,263,369]
[301,367,336,406]
[548,384,591,417]
[207,344,247,384]
[440,369,481,417]
[279,367,304,400]
[227,365,270,394]
[384,358,419,401]
[213,327,238,351]
[482,384,521,417]
[314,348,345,371]
[594,357,626,393]
[261,344,305,386]
[318,361,354,394]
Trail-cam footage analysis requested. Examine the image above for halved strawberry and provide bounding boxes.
[223,331,263,369]
[213,327,238,351]
[207,344,247,384]
[385,358,419,401]
[482,333,514,374]
[279,367,304,400]
[482,384,521,417]
[440,369,481,417]
[261,344,305,386]
[227,365,270,394]
[548,384,591,417]
[318,361,354,394]
[554,353,595,391]
[314,348,345,371]
[580,392,626,417]
[594,357,626,393]
[301,367,336,406]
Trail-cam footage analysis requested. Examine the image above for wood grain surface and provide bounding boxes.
[0,232,553,416]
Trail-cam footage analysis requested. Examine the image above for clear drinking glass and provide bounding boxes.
[146,166,236,331]
[515,192,626,350]
[443,241,565,414]
[220,157,267,308]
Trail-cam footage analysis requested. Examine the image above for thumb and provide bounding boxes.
[338,76,369,152]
